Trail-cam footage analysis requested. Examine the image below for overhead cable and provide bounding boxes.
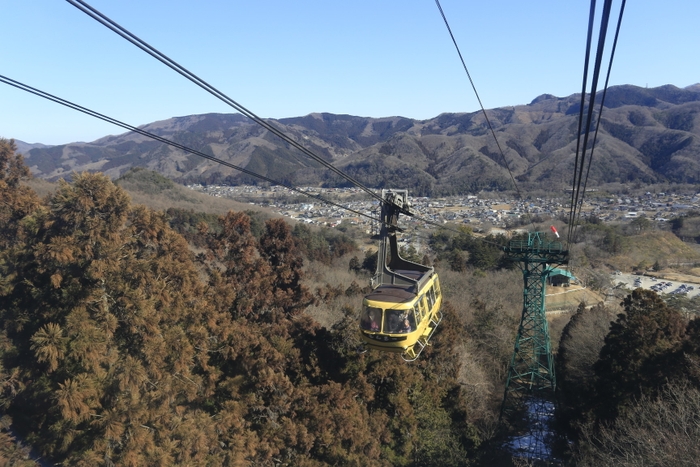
[65,0,386,205]
[576,0,627,233]
[0,74,382,225]
[568,0,599,243]
[570,0,614,247]
[434,0,535,234]
[3,74,503,247]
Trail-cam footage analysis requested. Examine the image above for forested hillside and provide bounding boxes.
[557,294,700,466]
[19,84,700,195]
[4,137,700,466]
[0,139,479,465]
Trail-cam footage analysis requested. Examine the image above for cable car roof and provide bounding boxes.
[365,285,416,304]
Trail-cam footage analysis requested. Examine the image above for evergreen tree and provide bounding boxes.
[259,218,312,316]
[592,289,686,421]
[210,210,273,318]
[348,255,362,273]
[0,172,231,464]
[0,139,40,251]
[361,249,378,274]
[0,146,488,466]
[556,303,613,431]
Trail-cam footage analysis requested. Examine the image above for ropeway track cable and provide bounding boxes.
[575,0,626,237]
[63,0,519,245]
[567,0,624,248]
[567,0,598,244]
[2,74,505,247]
[434,0,535,233]
[569,0,614,245]
[3,0,517,248]
[64,0,386,206]
[0,74,382,225]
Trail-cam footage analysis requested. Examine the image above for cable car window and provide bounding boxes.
[434,278,441,297]
[413,306,422,326]
[361,305,381,332]
[406,311,416,332]
[384,308,415,334]
[413,302,423,321]
[418,296,427,318]
[427,287,435,309]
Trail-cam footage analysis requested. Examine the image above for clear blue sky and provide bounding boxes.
[1,0,698,145]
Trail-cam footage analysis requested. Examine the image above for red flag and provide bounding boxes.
[550,225,560,238]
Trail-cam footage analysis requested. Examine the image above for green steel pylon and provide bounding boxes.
[500,232,568,420]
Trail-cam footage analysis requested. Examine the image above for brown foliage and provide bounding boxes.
[592,289,687,421]
[0,139,40,251]
[0,147,487,465]
[259,218,313,316]
[556,302,616,423]
[558,291,700,462]
[207,210,274,318]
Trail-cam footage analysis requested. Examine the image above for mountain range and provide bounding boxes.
[17,83,700,195]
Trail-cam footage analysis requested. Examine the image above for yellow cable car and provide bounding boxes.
[359,190,443,361]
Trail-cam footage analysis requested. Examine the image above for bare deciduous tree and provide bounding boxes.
[576,381,700,467]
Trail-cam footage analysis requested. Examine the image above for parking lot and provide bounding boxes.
[613,273,700,299]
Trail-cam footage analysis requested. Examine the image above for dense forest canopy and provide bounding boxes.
[3,137,700,466]
[0,138,476,466]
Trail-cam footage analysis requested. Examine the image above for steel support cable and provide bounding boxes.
[434,0,535,233]
[576,0,626,239]
[64,0,507,247]
[2,74,499,248]
[567,0,598,245]
[570,0,614,246]
[0,74,383,225]
[65,0,386,206]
